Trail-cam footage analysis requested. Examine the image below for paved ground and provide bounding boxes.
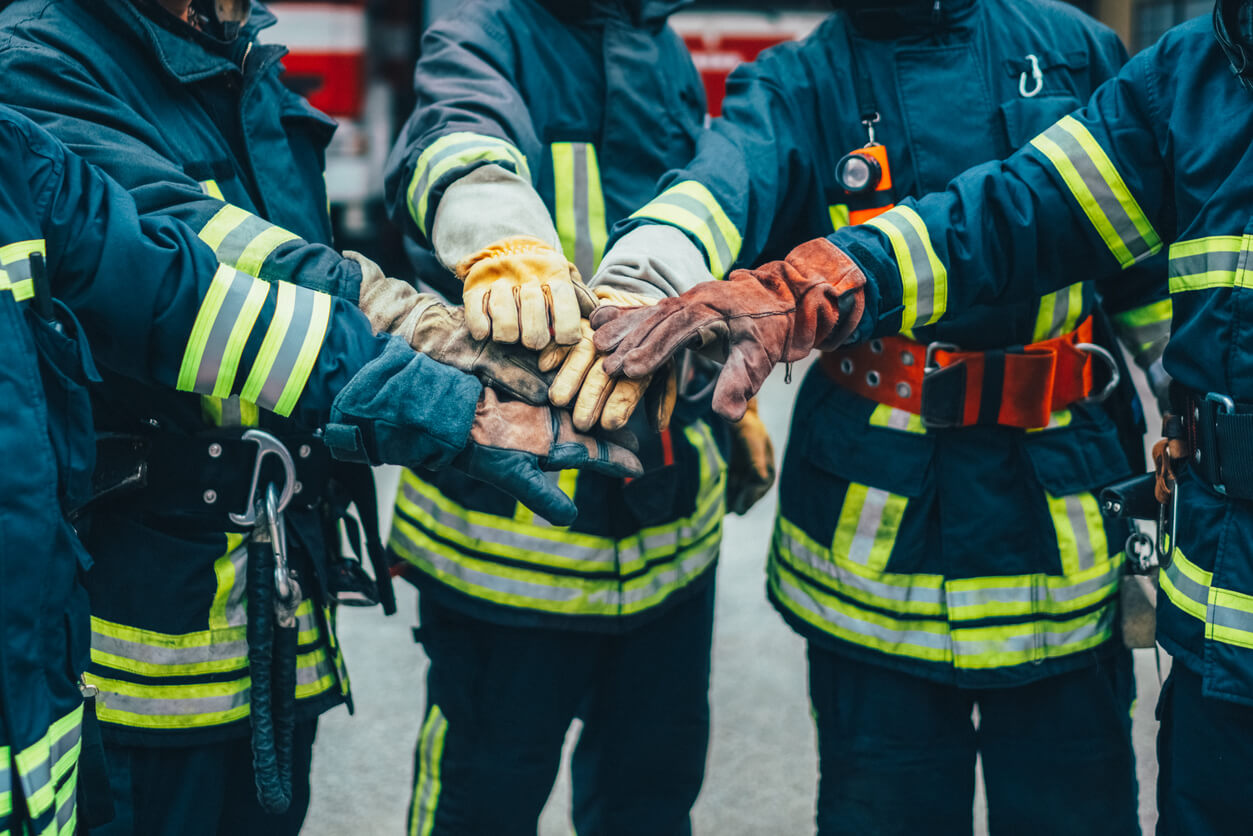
[306,361,1163,835]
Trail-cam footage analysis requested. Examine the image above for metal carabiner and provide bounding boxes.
[229,429,297,526]
[1019,54,1043,98]
[862,112,880,146]
[265,482,302,628]
[1075,342,1121,404]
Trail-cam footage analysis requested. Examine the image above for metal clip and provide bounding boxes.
[1205,392,1236,495]
[1157,478,1180,566]
[862,112,880,146]
[1019,54,1043,98]
[1075,342,1121,404]
[229,429,296,526]
[265,482,303,628]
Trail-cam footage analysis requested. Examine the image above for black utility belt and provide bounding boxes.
[86,429,331,528]
[1176,387,1253,501]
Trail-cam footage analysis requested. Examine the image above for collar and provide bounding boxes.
[840,0,978,41]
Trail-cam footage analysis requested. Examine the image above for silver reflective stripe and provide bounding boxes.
[622,542,720,607]
[408,539,608,604]
[215,213,279,268]
[410,705,448,836]
[194,270,258,393]
[869,211,942,326]
[618,490,723,566]
[774,525,945,607]
[952,606,1113,660]
[1048,286,1073,337]
[225,545,249,627]
[55,786,75,834]
[255,283,315,411]
[884,408,912,431]
[1170,249,1240,280]
[1210,600,1253,635]
[654,192,734,277]
[49,722,80,770]
[1164,560,1208,609]
[945,563,1119,612]
[296,651,335,687]
[97,688,249,718]
[571,143,595,278]
[413,139,521,217]
[1065,495,1096,571]
[91,632,249,670]
[778,572,953,652]
[18,759,51,810]
[400,478,616,566]
[848,487,891,566]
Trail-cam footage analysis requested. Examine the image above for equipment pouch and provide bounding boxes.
[621,463,681,528]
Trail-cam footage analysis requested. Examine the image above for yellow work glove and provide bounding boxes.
[726,397,776,515]
[455,235,596,350]
[539,288,677,433]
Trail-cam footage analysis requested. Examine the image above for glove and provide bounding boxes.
[453,389,643,524]
[539,288,677,432]
[726,398,776,515]
[349,250,552,404]
[593,238,867,421]
[456,236,596,350]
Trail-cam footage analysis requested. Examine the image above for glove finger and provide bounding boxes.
[644,364,678,433]
[573,280,599,319]
[602,426,640,454]
[548,330,598,408]
[591,305,665,361]
[599,375,649,432]
[573,359,617,432]
[503,465,579,526]
[538,341,574,373]
[517,281,550,350]
[487,279,521,344]
[546,280,583,346]
[463,287,492,342]
[710,347,758,422]
[546,416,643,479]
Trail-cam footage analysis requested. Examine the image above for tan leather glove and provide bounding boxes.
[349,250,552,404]
[726,398,776,515]
[455,236,596,350]
[539,288,676,432]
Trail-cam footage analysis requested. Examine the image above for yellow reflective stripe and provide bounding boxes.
[89,616,247,652]
[236,226,299,277]
[832,482,907,572]
[950,607,1114,669]
[175,265,268,397]
[0,238,46,301]
[1031,281,1086,342]
[294,645,337,699]
[197,204,300,277]
[867,403,926,434]
[1113,297,1172,360]
[197,204,251,253]
[631,180,742,278]
[240,282,333,417]
[584,146,609,271]
[1168,236,1243,293]
[409,705,448,836]
[13,704,82,822]
[209,534,248,630]
[1161,548,1253,649]
[1045,490,1107,576]
[407,132,531,236]
[867,206,947,329]
[1161,547,1213,622]
[829,204,851,232]
[199,179,225,200]
[87,673,250,729]
[1030,116,1161,268]
[551,142,611,278]
[53,771,76,836]
[1026,410,1073,433]
[946,556,1121,620]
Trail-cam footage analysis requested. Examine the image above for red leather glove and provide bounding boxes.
[591,238,866,421]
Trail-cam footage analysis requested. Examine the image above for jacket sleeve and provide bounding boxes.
[382,14,556,265]
[833,51,1173,337]
[0,44,364,302]
[608,51,819,280]
[25,120,480,466]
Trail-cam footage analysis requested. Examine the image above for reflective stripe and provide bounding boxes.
[1161,548,1253,650]
[201,394,261,429]
[1026,409,1074,433]
[1112,297,1172,360]
[1168,236,1244,293]
[1030,116,1161,268]
[89,674,251,729]
[832,483,907,571]
[197,205,300,277]
[176,265,269,397]
[199,179,226,200]
[513,468,579,526]
[945,557,1121,620]
[54,768,75,836]
[950,606,1114,669]
[1046,491,1107,575]
[295,644,338,699]
[407,132,531,236]
[0,238,45,301]
[829,204,851,232]
[409,705,448,836]
[631,181,742,278]
[867,207,947,329]
[1032,282,1085,342]
[240,281,333,416]
[0,750,10,820]
[209,536,249,630]
[13,705,82,824]
[868,404,926,434]
[551,142,609,279]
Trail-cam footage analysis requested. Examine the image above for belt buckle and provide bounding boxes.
[1204,392,1236,495]
[920,341,961,429]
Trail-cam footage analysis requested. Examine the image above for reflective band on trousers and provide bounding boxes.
[389,423,727,616]
[409,704,448,836]
[407,132,531,236]
[1029,115,1161,269]
[8,704,82,836]
[867,206,948,330]
[551,142,609,279]
[197,204,300,278]
[0,238,45,302]
[1161,547,1253,650]
[630,180,743,278]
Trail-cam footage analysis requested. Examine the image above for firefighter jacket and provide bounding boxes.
[832,16,1253,705]
[0,0,383,744]
[615,0,1171,686]
[0,107,406,835]
[383,0,729,632]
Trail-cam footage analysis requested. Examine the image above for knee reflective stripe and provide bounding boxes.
[1168,236,1243,294]
[1045,491,1108,576]
[197,205,301,278]
[1112,298,1172,362]
[177,268,331,417]
[866,206,947,330]
[630,181,742,279]
[831,482,908,573]
[551,142,608,279]
[1032,281,1086,343]
[407,132,531,237]
[12,705,81,836]
[0,239,45,301]
[409,705,448,836]
[1162,548,1253,650]
[868,404,926,434]
[1029,116,1161,268]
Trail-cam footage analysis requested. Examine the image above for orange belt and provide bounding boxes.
[819,316,1118,429]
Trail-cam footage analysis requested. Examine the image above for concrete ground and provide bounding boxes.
[306,361,1164,835]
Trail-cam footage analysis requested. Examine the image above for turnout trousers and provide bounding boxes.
[808,645,1139,836]
[90,720,317,836]
[1156,664,1253,836]
[407,581,716,836]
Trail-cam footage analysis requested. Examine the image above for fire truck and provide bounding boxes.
[264,0,828,255]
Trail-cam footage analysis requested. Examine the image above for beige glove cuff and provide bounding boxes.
[592,225,716,301]
[431,164,561,272]
[346,250,443,342]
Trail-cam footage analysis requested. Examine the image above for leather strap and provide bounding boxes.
[819,317,1102,429]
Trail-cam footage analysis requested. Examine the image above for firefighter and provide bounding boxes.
[0,0,640,831]
[587,1,1171,833]
[379,0,774,832]
[0,103,637,836]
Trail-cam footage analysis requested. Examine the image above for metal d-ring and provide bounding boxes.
[1075,342,1121,404]
[228,429,297,526]
[1019,54,1043,98]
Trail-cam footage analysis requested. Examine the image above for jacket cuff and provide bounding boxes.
[430,165,561,271]
[591,224,715,299]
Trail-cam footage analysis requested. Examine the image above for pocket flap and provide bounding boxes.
[1021,405,1135,496]
[807,386,934,499]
